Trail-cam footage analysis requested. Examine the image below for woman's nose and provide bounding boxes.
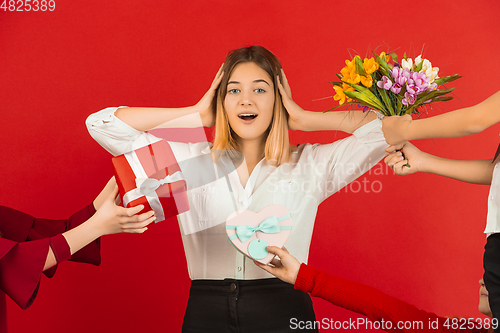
[239,91,252,105]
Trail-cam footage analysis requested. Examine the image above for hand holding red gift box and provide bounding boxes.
[112,140,189,223]
[225,205,292,265]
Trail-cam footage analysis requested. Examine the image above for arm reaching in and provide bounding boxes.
[382,90,500,146]
[115,64,224,130]
[277,70,376,134]
[43,186,155,271]
[385,142,495,184]
[255,245,491,333]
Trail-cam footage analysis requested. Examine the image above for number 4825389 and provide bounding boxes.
[1,0,55,11]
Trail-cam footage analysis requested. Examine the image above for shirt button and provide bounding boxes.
[230,283,237,292]
[237,266,242,272]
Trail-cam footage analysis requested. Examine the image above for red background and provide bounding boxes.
[1,0,500,331]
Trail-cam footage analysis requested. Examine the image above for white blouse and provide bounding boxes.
[86,107,388,280]
[486,158,500,235]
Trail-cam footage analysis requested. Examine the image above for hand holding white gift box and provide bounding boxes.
[225,205,292,265]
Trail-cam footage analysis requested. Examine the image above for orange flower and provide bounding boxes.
[363,57,379,75]
[360,75,373,87]
[379,52,391,63]
[333,86,347,105]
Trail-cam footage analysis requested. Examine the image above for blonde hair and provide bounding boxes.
[212,46,291,166]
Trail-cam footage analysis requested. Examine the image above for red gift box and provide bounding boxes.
[112,140,189,222]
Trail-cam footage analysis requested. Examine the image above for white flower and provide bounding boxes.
[401,58,414,71]
[420,59,439,82]
[415,55,423,66]
[414,55,440,83]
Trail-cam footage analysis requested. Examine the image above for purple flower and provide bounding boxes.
[377,76,393,90]
[391,66,408,87]
[401,68,411,82]
[391,83,402,94]
[357,104,370,112]
[406,85,419,95]
[411,72,430,93]
[391,67,401,80]
[402,92,417,106]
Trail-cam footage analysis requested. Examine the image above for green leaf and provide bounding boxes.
[431,96,454,102]
[371,50,390,76]
[324,102,358,112]
[434,74,462,85]
[389,52,398,63]
[376,86,395,116]
[344,88,385,112]
[403,52,407,60]
[329,81,343,86]
[354,56,367,76]
[343,91,382,110]
[396,98,403,111]
[336,73,343,81]
[415,60,424,72]
[417,87,455,105]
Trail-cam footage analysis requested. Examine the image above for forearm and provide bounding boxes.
[406,90,500,140]
[115,106,199,131]
[420,153,494,185]
[298,110,376,133]
[42,218,102,271]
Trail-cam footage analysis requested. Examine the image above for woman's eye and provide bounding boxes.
[228,88,240,94]
[254,88,266,93]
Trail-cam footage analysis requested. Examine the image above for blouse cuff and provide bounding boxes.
[294,263,320,293]
[86,106,162,156]
[49,234,71,264]
[351,118,383,142]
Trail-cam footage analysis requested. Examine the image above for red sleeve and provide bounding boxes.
[294,264,487,333]
[28,203,101,278]
[0,237,47,309]
[0,234,72,310]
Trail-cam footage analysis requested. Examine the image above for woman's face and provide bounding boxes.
[478,278,492,317]
[224,62,275,145]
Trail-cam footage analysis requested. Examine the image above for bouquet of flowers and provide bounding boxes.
[330,51,461,116]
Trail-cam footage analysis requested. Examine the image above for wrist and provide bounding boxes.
[417,151,435,174]
[295,110,314,131]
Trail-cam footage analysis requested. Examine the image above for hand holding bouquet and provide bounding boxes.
[331,51,461,116]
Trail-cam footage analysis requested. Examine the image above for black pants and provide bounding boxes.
[484,233,500,332]
[182,278,318,333]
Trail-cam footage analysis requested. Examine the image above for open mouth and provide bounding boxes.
[238,114,258,121]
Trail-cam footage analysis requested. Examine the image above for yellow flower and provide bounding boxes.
[379,52,391,63]
[333,86,347,105]
[360,75,373,87]
[363,57,379,75]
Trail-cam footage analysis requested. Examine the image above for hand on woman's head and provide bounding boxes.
[276,69,305,131]
[194,63,225,127]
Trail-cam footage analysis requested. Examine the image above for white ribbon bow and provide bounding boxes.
[135,171,184,196]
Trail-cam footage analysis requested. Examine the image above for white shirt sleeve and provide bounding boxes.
[306,118,388,203]
[86,106,162,156]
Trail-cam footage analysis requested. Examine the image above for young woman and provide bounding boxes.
[256,246,495,333]
[86,46,388,332]
[382,91,500,332]
[0,178,155,333]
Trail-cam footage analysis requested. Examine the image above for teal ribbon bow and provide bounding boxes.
[227,214,292,243]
